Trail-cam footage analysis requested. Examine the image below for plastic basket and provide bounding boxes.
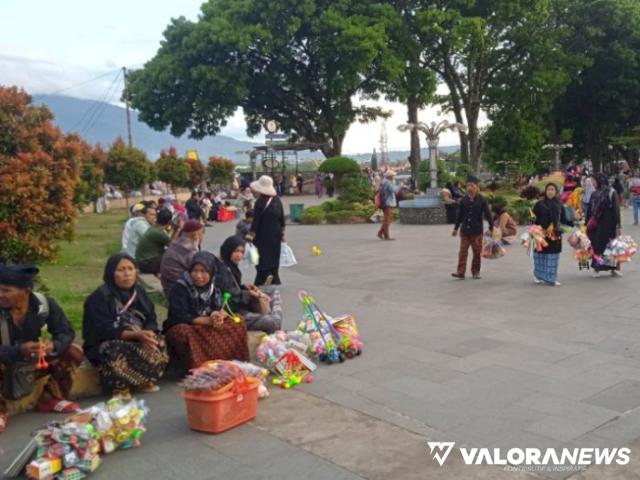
[217,208,236,223]
[289,204,304,222]
[183,377,260,434]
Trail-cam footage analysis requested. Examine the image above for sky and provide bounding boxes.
[0,0,486,154]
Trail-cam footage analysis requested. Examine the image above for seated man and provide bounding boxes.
[0,265,83,432]
[136,208,173,275]
[124,205,156,257]
[160,220,204,297]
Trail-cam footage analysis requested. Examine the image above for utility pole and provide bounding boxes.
[122,66,133,147]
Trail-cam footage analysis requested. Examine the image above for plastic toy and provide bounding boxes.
[222,292,242,323]
[331,315,363,358]
[36,325,51,370]
[311,245,322,256]
[298,291,343,364]
[272,350,313,389]
[482,229,506,259]
[520,225,549,254]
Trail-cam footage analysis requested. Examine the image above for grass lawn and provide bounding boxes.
[38,209,167,331]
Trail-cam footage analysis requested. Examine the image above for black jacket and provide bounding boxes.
[455,194,493,236]
[533,198,573,254]
[0,294,75,364]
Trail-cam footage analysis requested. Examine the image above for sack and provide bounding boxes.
[3,361,37,400]
[280,243,297,268]
[250,293,272,315]
[374,192,382,209]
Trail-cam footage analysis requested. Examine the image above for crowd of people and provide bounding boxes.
[0,175,288,433]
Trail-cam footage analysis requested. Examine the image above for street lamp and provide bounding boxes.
[542,143,573,171]
[398,120,468,190]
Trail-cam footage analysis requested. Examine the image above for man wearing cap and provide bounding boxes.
[121,203,145,251]
[452,176,493,280]
[377,170,401,240]
[160,219,204,296]
[124,206,157,257]
[0,265,83,431]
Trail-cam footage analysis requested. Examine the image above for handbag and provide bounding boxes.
[250,293,272,315]
[0,315,36,400]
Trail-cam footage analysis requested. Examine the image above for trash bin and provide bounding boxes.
[289,204,304,222]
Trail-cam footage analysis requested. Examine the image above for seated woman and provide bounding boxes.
[83,253,168,396]
[0,264,83,432]
[217,236,283,334]
[491,204,518,242]
[164,251,249,370]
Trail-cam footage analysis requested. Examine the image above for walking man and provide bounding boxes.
[452,176,493,279]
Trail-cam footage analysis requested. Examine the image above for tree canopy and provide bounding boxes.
[105,138,151,202]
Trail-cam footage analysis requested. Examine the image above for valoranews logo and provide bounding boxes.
[427,442,630,471]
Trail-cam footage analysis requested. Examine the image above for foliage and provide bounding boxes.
[156,147,190,191]
[455,163,473,180]
[418,160,461,191]
[185,157,206,189]
[74,144,107,209]
[0,87,82,263]
[128,0,399,156]
[508,199,535,225]
[520,185,542,200]
[300,206,326,225]
[318,157,361,176]
[207,156,235,186]
[339,172,373,204]
[487,194,507,211]
[105,138,151,200]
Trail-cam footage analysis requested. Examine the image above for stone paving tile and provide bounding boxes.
[582,380,640,413]
[525,416,601,443]
[515,394,620,427]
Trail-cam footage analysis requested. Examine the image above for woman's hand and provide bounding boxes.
[210,311,227,328]
[247,285,262,298]
[136,330,159,352]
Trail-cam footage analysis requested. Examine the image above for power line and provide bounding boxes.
[80,74,124,137]
[45,69,121,96]
[71,69,122,134]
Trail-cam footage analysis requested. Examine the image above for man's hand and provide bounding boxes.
[452,229,458,237]
[20,341,41,359]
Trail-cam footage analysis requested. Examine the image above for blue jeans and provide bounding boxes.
[633,197,640,225]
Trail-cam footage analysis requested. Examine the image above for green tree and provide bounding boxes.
[185,157,206,189]
[156,147,190,192]
[207,156,235,186]
[318,156,361,190]
[127,0,397,157]
[74,143,107,211]
[105,138,151,205]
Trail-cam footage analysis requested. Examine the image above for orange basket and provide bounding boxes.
[183,376,260,434]
[217,208,236,223]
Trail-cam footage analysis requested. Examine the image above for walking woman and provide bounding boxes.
[164,251,249,370]
[248,176,285,286]
[587,174,622,277]
[83,253,168,395]
[532,183,574,286]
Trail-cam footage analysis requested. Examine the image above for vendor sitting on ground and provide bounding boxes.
[491,204,518,242]
[217,236,283,334]
[160,220,204,297]
[135,208,173,275]
[235,209,254,238]
[0,264,83,432]
[164,251,249,370]
[83,254,169,396]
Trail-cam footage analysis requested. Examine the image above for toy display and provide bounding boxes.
[271,350,314,389]
[331,315,363,359]
[181,360,245,392]
[481,230,507,259]
[299,291,343,364]
[602,235,638,266]
[520,225,549,254]
[24,397,148,479]
[567,229,593,270]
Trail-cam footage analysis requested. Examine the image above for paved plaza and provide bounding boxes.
[2,200,640,479]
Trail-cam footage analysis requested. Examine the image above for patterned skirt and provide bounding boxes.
[98,335,169,391]
[533,252,560,284]
[165,321,249,370]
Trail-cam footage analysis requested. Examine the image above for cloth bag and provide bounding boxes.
[280,243,297,267]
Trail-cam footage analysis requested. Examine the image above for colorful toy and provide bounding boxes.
[567,229,592,270]
[311,245,322,256]
[482,229,507,259]
[222,292,242,323]
[272,350,314,389]
[181,360,244,392]
[36,325,51,370]
[603,235,637,265]
[331,315,363,359]
[520,225,549,254]
[298,291,343,364]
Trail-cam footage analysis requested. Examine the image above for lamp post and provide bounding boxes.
[398,120,468,190]
[542,143,573,171]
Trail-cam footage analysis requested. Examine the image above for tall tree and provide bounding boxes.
[128,0,398,157]
[185,157,206,190]
[207,156,235,187]
[105,138,151,205]
[74,143,108,211]
[156,146,190,193]
[0,87,82,263]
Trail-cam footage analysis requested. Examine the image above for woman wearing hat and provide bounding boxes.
[247,176,286,286]
[83,253,169,396]
[164,251,249,369]
[0,264,83,431]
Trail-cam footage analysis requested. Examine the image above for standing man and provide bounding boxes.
[452,176,493,280]
[185,191,203,221]
[377,170,400,241]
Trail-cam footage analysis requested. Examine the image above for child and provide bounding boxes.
[236,209,255,238]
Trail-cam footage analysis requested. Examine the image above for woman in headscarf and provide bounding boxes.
[247,176,285,286]
[164,251,249,370]
[586,174,622,277]
[83,253,168,395]
[531,183,574,285]
[217,236,283,334]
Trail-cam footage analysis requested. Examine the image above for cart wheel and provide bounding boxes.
[338,354,345,363]
[356,350,362,356]
[346,352,354,359]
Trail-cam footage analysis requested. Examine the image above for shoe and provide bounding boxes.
[611,270,623,277]
[112,388,132,400]
[37,398,80,414]
[533,277,541,284]
[472,275,482,280]
[592,271,601,278]
[265,275,274,286]
[377,232,384,239]
[138,383,160,393]
[451,273,465,279]
[554,281,562,286]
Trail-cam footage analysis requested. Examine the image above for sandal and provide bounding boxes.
[138,383,160,393]
[112,388,132,400]
[0,414,7,433]
[38,398,80,414]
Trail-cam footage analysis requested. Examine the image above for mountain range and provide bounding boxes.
[33,95,458,164]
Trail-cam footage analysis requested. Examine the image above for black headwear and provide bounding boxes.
[542,183,562,233]
[595,173,609,190]
[189,251,217,279]
[0,264,39,288]
[102,252,141,303]
[466,175,480,186]
[179,251,220,314]
[220,236,245,286]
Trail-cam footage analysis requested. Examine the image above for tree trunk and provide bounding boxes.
[408,99,421,184]
[321,134,343,158]
[444,76,469,165]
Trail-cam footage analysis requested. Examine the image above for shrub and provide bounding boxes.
[207,156,235,186]
[318,156,360,176]
[520,184,541,200]
[186,157,205,189]
[300,206,326,224]
[456,163,473,179]
[509,199,535,224]
[156,147,190,192]
[340,172,373,204]
[488,195,508,211]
